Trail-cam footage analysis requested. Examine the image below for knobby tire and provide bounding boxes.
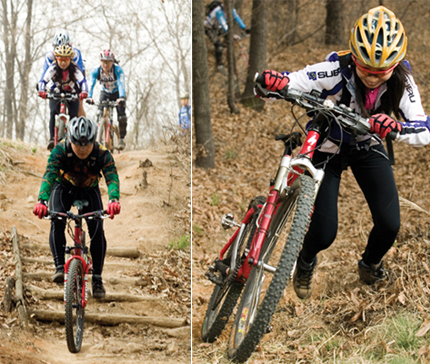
[201,196,265,343]
[57,118,66,142]
[227,175,315,362]
[65,258,85,353]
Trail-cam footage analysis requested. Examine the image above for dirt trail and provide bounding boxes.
[0,139,191,364]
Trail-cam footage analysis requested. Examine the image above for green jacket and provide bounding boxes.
[38,141,120,201]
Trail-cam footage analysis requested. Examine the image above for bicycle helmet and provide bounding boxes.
[52,29,70,47]
[180,91,190,99]
[54,44,74,58]
[349,6,407,68]
[100,49,115,61]
[67,117,98,146]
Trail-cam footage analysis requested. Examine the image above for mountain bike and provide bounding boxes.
[47,92,79,147]
[46,200,109,353]
[202,73,396,362]
[86,100,120,153]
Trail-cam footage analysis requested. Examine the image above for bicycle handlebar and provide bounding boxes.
[44,210,109,220]
[46,92,79,102]
[86,100,120,107]
[254,72,398,140]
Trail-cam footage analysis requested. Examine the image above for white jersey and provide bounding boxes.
[284,52,430,149]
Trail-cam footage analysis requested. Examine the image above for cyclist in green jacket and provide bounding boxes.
[33,116,120,299]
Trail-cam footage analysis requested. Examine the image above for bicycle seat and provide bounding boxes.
[72,200,89,211]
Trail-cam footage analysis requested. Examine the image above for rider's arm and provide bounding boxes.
[74,68,88,93]
[72,47,85,74]
[232,8,246,30]
[38,144,67,201]
[87,67,100,98]
[99,149,120,201]
[396,66,430,147]
[39,51,55,83]
[215,7,228,33]
[38,64,57,92]
[115,65,126,99]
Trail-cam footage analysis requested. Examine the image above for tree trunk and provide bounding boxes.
[225,0,240,114]
[241,0,268,111]
[16,0,33,141]
[325,0,344,45]
[192,0,215,169]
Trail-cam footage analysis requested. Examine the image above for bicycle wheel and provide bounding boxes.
[57,117,66,141]
[201,196,265,343]
[65,258,85,353]
[110,123,120,153]
[227,175,315,362]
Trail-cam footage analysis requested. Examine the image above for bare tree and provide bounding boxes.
[193,0,215,168]
[241,0,267,111]
[225,0,240,114]
[325,0,344,45]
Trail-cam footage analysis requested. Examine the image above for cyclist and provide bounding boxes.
[87,50,127,150]
[38,44,88,151]
[204,0,249,70]
[257,6,430,298]
[33,116,121,299]
[39,29,87,118]
[178,91,191,132]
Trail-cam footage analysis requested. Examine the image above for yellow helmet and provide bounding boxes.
[54,44,73,58]
[349,6,407,68]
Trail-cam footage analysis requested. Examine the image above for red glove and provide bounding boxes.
[261,70,289,92]
[33,201,48,219]
[369,114,402,139]
[107,200,121,219]
[38,91,47,99]
[116,98,125,106]
[79,91,88,100]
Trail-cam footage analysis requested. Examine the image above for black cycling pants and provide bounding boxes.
[300,143,400,266]
[49,99,79,139]
[99,91,127,138]
[48,183,107,275]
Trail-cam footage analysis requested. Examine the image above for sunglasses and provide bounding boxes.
[56,56,71,62]
[352,55,398,77]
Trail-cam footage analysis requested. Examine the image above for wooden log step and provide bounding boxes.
[23,272,148,286]
[21,244,140,258]
[29,310,187,328]
[25,284,157,302]
[22,257,133,268]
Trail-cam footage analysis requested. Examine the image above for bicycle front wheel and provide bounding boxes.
[65,258,85,353]
[227,175,315,362]
[201,196,265,343]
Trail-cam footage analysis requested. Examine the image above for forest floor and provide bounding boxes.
[0,136,191,364]
[192,44,430,363]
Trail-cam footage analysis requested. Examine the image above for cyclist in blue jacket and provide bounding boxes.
[87,50,128,150]
[39,29,87,118]
[204,0,249,69]
[178,91,191,131]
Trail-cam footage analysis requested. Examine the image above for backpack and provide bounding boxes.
[96,64,118,82]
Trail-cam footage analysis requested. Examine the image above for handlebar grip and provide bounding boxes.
[387,131,398,141]
[254,72,266,87]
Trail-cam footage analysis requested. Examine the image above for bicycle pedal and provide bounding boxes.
[221,213,240,230]
[204,270,224,286]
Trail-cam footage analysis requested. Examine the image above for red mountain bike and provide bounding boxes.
[46,92,79,147]
[46,200,109,353]
[202,73,394,362]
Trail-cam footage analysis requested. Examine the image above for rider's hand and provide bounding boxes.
[261,70,290,92]
[369,114,402,139]
[86,98,94,105]
[116,98,125,106]
[38,91,47,99]
[33,200,48,219]
[79,91,88,100]
[233,34,241,41]
[245,28,251,34]
[107,200,121,219]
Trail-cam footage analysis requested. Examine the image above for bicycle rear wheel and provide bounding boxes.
[227,175,315,362]
[65,258,85,353]
[201,196,265,343]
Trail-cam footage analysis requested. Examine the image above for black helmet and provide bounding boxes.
[67,116,97,146]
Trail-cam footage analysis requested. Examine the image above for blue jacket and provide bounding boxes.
[88,64,126,98]
[179,105,191,129]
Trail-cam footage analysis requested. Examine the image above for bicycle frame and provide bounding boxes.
[55,101,70,146]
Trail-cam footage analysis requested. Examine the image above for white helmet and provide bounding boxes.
[52,29,70,47]
[67,117,97,146]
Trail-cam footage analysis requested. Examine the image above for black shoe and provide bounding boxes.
[47,138,54,151]
[92,277,106,299]
[358,259,388,284]
[293,253,317,299]
[118,138,126,150]
[52,266,64,283]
